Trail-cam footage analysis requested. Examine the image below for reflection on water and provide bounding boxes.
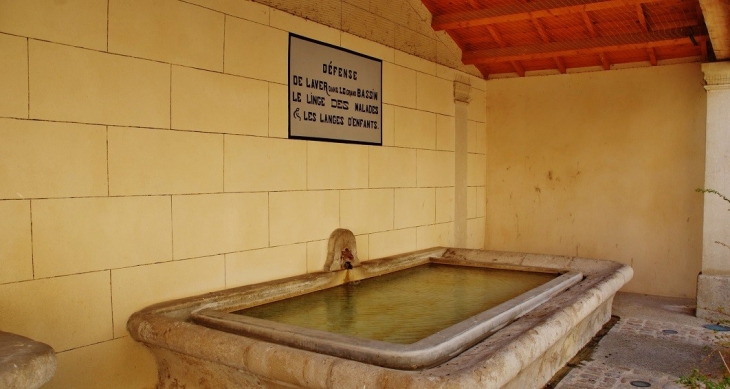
[232,264,555,344]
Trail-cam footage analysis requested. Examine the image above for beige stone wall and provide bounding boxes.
[0,1,486,387]
[484,63,707,298]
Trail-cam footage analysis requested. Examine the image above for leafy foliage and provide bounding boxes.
[675,189,730,387]
[678,369,730,389]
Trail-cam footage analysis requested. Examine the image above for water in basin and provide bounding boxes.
[232,263,556,344]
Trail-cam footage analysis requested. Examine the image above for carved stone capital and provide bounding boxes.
[454,75,471,103]
[702,61,730,90]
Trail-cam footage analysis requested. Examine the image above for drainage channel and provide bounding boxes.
[544,315,620,389]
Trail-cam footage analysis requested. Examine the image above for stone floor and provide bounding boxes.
[551,292,729,389]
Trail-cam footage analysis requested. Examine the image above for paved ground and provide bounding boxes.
[550,292,729,389]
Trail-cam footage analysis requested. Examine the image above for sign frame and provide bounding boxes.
[288,33,383,146]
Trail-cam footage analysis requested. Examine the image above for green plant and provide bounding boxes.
[678,368,730,389]
[676,189,730,387]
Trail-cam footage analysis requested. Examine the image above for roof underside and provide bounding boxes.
[422,0,710,77]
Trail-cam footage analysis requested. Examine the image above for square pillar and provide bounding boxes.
[698,61,730,322]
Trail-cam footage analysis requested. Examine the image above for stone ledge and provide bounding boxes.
[0,331,56,389]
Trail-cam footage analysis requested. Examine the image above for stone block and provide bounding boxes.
[29,41,170,128]
[383,63,416,109]
[436,114,455,151]
[33,197,172,278]
[0,119,107,199]
[340,189,394,234]
[108,127,223,195]
[0,34,27,118]
[183,0,269,24]
[172,193,269,259]
[270,9,340,46]
[109,0,224,71]
[269,191,339,246]
[417,149,455,187]
[417,222,453,249]
[435,187,455,223]
[0,0,107,50]
[395,188,435,228]
[0,201,32,284]
[307,142,369,190]
[269,83,289,138]
[46,337,156,389]
[225,244,307,287]
[368,228,416,259]
[394,107,436,149]
[0,272,111,352]
[111,256,225,336]
[369,147,416,188]
[417,72,454,116]
[696,274,730,322]
[225,17,287,84]
[224,135,306,192]
[171,66,268,135]
[341,33,395,62]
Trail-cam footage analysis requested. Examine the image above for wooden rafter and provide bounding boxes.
[580,11,613,69]
[432,0,666,30]
[581,11,597,37]
[486,25,526,76]
[599,53,611,69]
[532,19,567,73]
[462,27,707,65]
[636,4,659,65]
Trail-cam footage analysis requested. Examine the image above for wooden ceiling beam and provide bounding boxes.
[647,49,658,65]
[636,4,658,65]
[581,11,597,37]
[532,19,568,74]
[511,60,526,76]
[636,4,649,30]
[486,25,526,77]
[599,52,611,69]
[432,0,666,31]
[462,27,707,65]
[580,11,613,70]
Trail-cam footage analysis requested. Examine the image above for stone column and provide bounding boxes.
[698,61,730,322]
[454,76,471,248]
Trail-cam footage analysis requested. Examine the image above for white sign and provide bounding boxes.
[289,34,382,145]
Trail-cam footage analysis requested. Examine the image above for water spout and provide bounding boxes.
[324,229,360,271]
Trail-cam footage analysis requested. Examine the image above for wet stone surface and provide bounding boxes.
[553,316,730,389]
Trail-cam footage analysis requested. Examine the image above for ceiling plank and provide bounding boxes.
[462,28,707,64]
[432,0,666,30]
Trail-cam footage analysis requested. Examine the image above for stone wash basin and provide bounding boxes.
[128,247,632,389]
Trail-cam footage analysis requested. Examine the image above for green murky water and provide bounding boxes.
[232,264,555,344]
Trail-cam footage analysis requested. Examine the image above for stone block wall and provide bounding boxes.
[0,1,487,387]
